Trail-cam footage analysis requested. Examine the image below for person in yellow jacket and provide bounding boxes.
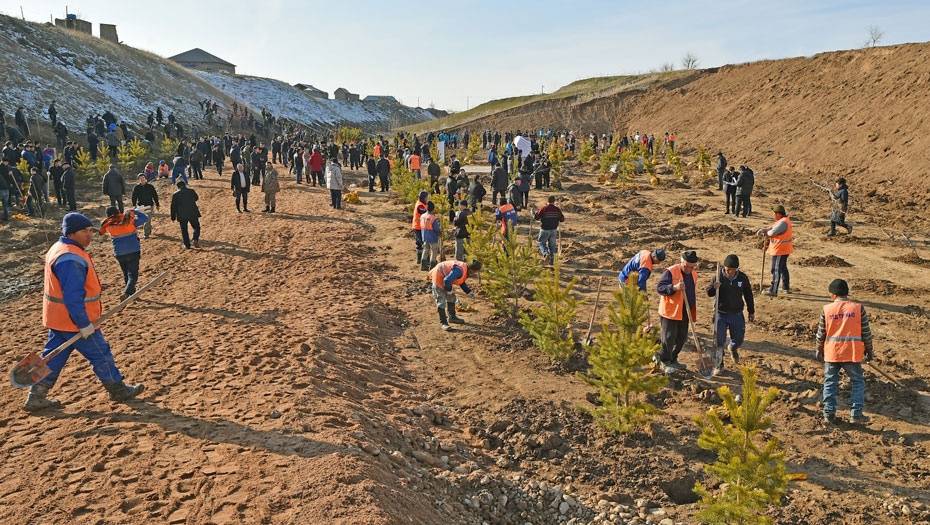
[757,205,793,297]
[816,279,874,425]
[24,213,144,412]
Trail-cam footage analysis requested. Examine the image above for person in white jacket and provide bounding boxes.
[325,158,344,209]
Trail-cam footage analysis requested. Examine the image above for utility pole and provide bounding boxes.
[541,84,544,95]
[466,96,469,110]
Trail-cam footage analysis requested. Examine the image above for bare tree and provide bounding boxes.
[681,52,699,70]
[865,25,884,47]
[659,62,675,72]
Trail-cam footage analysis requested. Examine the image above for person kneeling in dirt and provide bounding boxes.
[429,259,482,331]
[706,254,754,375]
[25,213,144,412]
[817,279,874,425]
[655,250,699,374]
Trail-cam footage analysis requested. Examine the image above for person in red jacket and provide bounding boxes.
[308,147,324,187]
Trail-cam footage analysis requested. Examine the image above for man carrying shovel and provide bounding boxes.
[24,212,144,412]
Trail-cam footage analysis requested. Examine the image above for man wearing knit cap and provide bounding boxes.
[655,250,699,373]
[816,279,874,425]
[706,254,755,375]
[618,248,667,291]
[24,213,144,412]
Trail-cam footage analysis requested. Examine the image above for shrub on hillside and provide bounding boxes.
[520,258,578,363]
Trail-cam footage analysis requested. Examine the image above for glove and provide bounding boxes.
[816,348,824,362]
[78,324,96,339]
[865,349,874,362]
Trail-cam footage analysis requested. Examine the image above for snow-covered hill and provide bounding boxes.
[196,72,435,129]
[0,14,434,134]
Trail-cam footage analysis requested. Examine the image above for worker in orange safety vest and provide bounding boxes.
[757,205,794,297]
[816,279,874,425]
[24,212,145,412]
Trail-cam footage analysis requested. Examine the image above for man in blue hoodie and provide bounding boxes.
[618,248,666,291]
[98,206,148,299]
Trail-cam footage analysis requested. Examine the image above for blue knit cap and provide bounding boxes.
[62,212,94,236]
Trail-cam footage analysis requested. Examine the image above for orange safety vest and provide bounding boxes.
[768,217,793,256]
[411,201,427,230]
[498,203,515,235]
[638,249,654,272]
[373,144,382,158]
[100,211,138,240]
[409,155,421,170]
[658,263,698,321]
[42,241,103,332]
[822,300,865,363]
[420,213,438,233]
[429,260,468,288]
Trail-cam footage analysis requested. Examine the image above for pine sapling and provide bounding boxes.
[520,258,578,363]
[583,282,667,433]
[693,366,798,525]
[484,232,541,319]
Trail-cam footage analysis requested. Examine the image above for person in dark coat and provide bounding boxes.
[376,155,390,192]
[491,164,508,206]
[49,158,64,206]
[60,163,77,211]
[231,163,251,212]
[169,181,201,249]
[366,156,377,192]
[468,175,486,211]
[14,107,29,138]
[101,165,125,212]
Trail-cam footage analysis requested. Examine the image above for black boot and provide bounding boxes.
[103,381,145,402]
[438,307,450,330]
[24,384,63,412]
[448,303,464,324]
[420,256,431,271]
[416,249,423,264]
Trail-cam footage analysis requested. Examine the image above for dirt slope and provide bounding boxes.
[623,43,930,224]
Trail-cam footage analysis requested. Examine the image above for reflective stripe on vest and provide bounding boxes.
[823,300,865,362]
[430,261,468,288]
[768,217,793,255]
[657,264,698,321]
[43,241,103,332]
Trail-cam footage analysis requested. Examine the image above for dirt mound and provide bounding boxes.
[893,253,930,268]
[796,255,853,267]
[851,278,917,296]
[566,183,597,192]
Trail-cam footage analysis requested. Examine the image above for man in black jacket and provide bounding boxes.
[706,254,755,374]
[132,175,160,238]
[231,163,251,212]
[365,156,377,192]
[170,181,201,249]
[491,164,508,206]
[376,155,390,192]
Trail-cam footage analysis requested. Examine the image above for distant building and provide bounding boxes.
[294,84,328,99]
[168,48,236,75]
[333,88,359,102]
[54,15,92,35]
[364,95,398,104]
[99,23,119,44]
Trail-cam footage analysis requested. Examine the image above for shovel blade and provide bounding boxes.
[10,352,51,389]
[697,352,716,379]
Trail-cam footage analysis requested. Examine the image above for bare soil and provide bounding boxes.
[0,155,928,524]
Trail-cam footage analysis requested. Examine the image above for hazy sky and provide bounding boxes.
[6,0,930,110]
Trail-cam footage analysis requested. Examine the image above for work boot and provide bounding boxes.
[24,384,63,412]
[416,249,423,265]
[448,303,464,324]
[823,412,836,425]
[420,256,431,271]
[103,381,145,402]
[850,413,870,425]
[845,223,853,234]
[438,307,450,331]
[728,343,740,364]
[193,239,200,249]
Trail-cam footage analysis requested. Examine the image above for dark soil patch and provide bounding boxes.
[796,255,853,267]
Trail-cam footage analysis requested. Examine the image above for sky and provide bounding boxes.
[5,0,930,111]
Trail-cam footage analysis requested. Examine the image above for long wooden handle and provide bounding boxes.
[41,271,168,363]
[584,276,604,344]
[682,283,702,353]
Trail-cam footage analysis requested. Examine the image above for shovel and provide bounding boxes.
[10,271,167,389]
[682,282,714,379]
[583,276,604,346]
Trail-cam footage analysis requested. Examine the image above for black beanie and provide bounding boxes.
[828,279,849,296]
[682,250,698,263]
[723,254,740,268]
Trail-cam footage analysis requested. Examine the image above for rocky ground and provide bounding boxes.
[0,152,928,524]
